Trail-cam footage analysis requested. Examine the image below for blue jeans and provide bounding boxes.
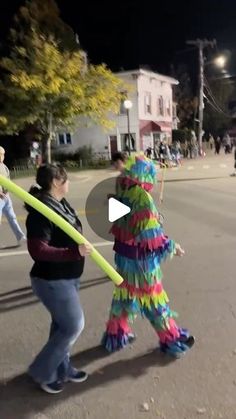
[29,277,85,384]
[0,195,25,241]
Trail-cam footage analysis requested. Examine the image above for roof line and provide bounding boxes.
[116,68,179,85]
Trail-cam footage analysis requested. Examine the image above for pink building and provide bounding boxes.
[54,69,178,157]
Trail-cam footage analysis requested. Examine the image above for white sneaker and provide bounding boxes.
[40,380,64,394]
[67,370,88,383]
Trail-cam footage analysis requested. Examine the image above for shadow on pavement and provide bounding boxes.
[0,244,21,250]
[0,347,175,419]
[0,277,110,313]
[0,287,38,313]
[0,286,31,298]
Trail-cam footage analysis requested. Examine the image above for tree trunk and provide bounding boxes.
[41,134,51,164]
[41,113,53,164]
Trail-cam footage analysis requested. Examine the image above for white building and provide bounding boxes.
[54,69,178,157]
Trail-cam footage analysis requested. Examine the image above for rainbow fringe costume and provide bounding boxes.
[102,155,193,355]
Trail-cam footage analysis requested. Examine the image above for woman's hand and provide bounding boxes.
[78,243,93,257]
[175,243,185,257]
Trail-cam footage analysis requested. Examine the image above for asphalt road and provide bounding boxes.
[0,154,236,419]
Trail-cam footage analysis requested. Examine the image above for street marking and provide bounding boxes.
[187,166,194,170]
[0,241,113,258]
[92,241,113,247]
[219,164,227,168]
[0,250,27,257]
[0,208,98,222]
[71,176,91,183]
[203,165,210,169]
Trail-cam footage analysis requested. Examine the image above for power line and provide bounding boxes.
[205,95,231,118]
[204,81,225,112]
[204,76,232,117]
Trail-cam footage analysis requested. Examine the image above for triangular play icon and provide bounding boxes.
[108,197,131,222]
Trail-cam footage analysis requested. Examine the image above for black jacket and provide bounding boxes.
[26,194,85,280]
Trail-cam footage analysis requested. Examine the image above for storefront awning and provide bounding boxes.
[140,120,172,135]
[156,122,172,132]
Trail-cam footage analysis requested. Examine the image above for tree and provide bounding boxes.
[0,33,125,162]
[172,65,197,129]
[172,128,192,143]
[10,0,79,52]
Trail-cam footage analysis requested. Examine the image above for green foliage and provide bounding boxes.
[172,65,197,129]
[10,0,78,51]
[0,34,124,161]
[53,146,93,164]
[0,33,124,129]
[0,0,126,162]
[172,128,192,143]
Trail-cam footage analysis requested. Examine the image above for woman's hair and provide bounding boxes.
[25,164,67,211]
[36,163,68,192]
[111,152,127,163]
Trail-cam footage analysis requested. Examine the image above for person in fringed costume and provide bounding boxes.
[102,154,195,357]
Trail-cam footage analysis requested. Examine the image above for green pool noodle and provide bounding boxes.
[0,175,123,285]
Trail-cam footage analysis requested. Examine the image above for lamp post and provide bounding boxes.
[124,99,133,155]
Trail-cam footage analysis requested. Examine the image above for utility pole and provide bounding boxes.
[186,39,216,155]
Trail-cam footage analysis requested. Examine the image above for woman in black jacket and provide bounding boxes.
[26,164,92,394]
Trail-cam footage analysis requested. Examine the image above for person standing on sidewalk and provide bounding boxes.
[25,163,92,394]
[0,146,26,246]
[209,134,215,151]
[215,137,221,155]
[230,138,236,176]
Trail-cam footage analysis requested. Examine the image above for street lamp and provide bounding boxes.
[214,55,227,68]
[205,55,227,68]
[124,99,133,155]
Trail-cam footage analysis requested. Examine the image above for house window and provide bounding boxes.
[166,99,171,116]
[157,96,164,116]
[172,104,177,118]
[58,133,72,145]
[144,92,152,114]
[66,133,72,144]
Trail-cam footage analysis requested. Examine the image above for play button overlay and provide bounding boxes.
[108,197,130,222]
[85,177,131,241]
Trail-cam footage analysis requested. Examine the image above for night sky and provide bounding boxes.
[0,0,236,75]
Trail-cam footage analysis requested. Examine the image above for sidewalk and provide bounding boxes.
[7,154,234,190]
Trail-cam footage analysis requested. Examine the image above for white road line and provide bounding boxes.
[92,241,113,247]
[219,164,227,168]
[0,241,113,258]
[72,176,91,183]
[0,250,28,257]
[187,166,194,170]
[203,165,210,169]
